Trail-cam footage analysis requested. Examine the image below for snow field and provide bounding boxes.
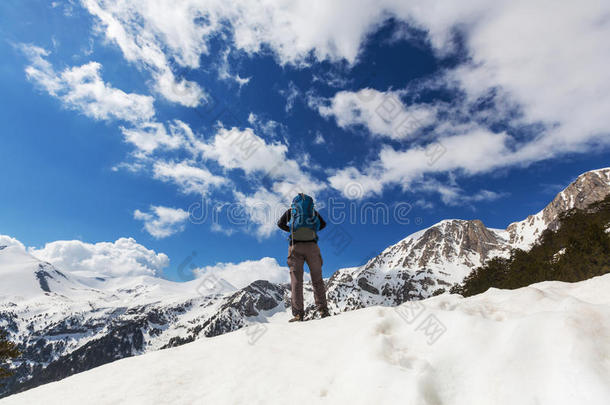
[3,274,610,405]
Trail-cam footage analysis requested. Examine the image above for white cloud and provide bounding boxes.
[153,160,228,196]
[247,113,283,139]
[29,237,169,278]
[315,88,437,139]
[442,0,610,150]
[328,166,384,200]
[119,120,305,190]
[219,127,323,192]
[279,81,300,113]
[210,223,235,237]
[313,132,326,145]
[82,0,207,106]
[233,188,288,239]
[134,205,190,238]
[0,235,26,250]
[79,1,610,204]
[328,127,512,199]
[312,70,350,88]
[414,199,434,210]
[119,119,199,161]
[468,190,504,203]
[217,48,251,87]
[202,126,327,238]
[115,119,324,236]
[120,121,185,155]
[416,178,506,206]
[81,0,388,68]
[52,0,75,17]
[111,161,145,173]
[80,0,610,140]
[200,127,294,177]
[35,0,610,218]
[193,257,308,290]
[22,45,154,123]
[154,70,207,107]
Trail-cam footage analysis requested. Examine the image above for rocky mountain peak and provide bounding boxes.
[541,168,610,227]
[365,219,507,273]
[507,168,610,248]
[417,219,505,262]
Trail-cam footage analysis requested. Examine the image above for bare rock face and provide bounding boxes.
[387,219,508,270]
[544,169,610,222]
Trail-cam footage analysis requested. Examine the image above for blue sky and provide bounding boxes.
[0,1,608,282]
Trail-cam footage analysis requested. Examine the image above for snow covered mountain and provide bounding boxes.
[1,168,609,397]
[3,273,610,405]
[0,246,289,397]
[319,168,610,312]
[321,220,509,312]
[507,167,610,248]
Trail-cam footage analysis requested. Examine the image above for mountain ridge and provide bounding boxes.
[4,273,610,405]
[1,167,609,397]
[332,167,610,305]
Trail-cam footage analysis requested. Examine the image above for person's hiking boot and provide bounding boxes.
[288,314,303,323]
[319,308,330,319]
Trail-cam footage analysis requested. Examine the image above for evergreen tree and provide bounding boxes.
[455,195,610,297]
[0,330,20,379]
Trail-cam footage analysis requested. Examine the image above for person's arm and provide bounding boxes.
[277,209,291,232]
[316,211,327,231]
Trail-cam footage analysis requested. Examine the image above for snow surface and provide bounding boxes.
[0,246,95,301]
[0,247,49,300]
[0,245,232,361]
[0,244,202,304]
[3,274,610,405]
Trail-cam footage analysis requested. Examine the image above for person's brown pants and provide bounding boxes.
[287,242,328,317]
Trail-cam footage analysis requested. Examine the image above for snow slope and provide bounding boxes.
[0,245,289,396]
[0,244,203,305]
[3,274,610,405]
[0,246,92,301]
[1,167,609,396]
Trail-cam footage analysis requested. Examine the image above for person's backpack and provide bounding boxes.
[289,193,320,241]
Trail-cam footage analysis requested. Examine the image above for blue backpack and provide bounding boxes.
[290,193,320,240]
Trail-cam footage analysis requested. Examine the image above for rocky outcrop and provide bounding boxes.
[368,219,508,271]
[507,168,610,248]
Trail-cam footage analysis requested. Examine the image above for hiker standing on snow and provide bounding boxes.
[277,193,330,322]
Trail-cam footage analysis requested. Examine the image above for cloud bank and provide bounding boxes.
[193,257,308,290]
[29,237,169,278]
[78,0,610,205]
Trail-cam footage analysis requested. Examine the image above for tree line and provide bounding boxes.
[451,195,610,297]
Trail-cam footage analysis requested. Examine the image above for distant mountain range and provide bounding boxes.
[1,167,609,397]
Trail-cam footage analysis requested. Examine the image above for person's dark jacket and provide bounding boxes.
[277,209,326,244]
